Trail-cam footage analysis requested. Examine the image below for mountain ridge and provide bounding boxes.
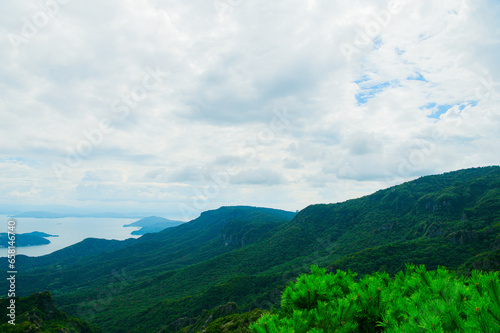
[4,166,499,332]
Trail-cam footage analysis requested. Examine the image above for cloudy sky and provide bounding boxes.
[1,0,499,220]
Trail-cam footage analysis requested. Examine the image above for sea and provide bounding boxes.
[0,215,141,257]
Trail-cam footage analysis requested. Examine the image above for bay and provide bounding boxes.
[0,215,141,257]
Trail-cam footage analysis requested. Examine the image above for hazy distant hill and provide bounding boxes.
[11,211,148,219]
[11,211,68,218]
[5,166,499,332]
[124,216,184,235]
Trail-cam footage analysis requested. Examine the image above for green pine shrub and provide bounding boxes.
[251,265,500,332]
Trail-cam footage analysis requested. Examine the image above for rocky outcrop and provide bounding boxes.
[160,302,240,333]
[193,303,239,333]
[164,317,197,333]
[379,223,393,231]
[447,230,479,245]
[158,302,240,333]
[424,223,445,238]
[0,291,99,332]
[472,257,500,270]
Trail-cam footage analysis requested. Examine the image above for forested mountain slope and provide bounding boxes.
[0,291,100,332]
[5,166,499,332]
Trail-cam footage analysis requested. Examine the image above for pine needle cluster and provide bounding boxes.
[250,264,500,332]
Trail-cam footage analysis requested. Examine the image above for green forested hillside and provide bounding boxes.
[5,166,500,332]
[0,291,100,332]
[5,206,296,331]
[15,237,138,271]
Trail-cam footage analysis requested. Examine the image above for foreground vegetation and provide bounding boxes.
[250,265,500,332]
[7,264,498,332]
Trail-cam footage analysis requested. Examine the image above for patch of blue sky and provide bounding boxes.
[407,72,427,82]
[419,33,432,41]
[355,80,399,105]
[372,36,382,50]
[460,101,478,109]
[428,103,452,119]
[354,75,370,85]
[422,101,479,119]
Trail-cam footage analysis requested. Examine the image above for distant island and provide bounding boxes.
[0,231,58,248]
[11,211,68,218]
[124,216,184,235]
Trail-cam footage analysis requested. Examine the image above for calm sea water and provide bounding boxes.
[0,215,141,257]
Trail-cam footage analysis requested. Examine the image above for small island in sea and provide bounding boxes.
[124,216,184,235]
[0,231,58,247]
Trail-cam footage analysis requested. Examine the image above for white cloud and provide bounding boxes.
[0,0,499,219]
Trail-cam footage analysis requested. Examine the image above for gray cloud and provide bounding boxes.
[342,132,383,156]
[0,0,499,217]
[231,168,288,185]
[82,170,124,182]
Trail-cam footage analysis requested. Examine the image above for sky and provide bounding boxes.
[0,0,499,221]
